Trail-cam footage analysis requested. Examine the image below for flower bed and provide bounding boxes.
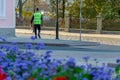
[0,36,120,80]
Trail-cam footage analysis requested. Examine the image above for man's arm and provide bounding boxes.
[41,15,43,26]
[31,15,34,24]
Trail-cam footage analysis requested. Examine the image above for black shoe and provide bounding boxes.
[38,34,41,38]
[35,35,37,39]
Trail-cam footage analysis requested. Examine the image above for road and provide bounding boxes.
[15,29,120,66]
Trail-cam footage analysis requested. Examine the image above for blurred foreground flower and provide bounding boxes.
[0,36,119,80]
[30,36,36,40]
[52,76,66,80]
[0,66,6,80]
[0,36,7,42]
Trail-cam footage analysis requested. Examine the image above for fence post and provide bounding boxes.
[96,13,103,34]
[64,11,70,32]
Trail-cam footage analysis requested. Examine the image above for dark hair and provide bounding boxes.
[36,8,39,11]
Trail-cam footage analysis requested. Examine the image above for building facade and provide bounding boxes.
[0,0,15,37]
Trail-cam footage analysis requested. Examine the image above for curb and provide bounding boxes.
[0,38,100,47]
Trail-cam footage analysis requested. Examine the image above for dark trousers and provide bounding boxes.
[34,24,41,38]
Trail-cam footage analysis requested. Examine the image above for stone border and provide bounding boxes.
[0,28,15,37]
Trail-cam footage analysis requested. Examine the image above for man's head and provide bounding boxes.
[36,8,39,12]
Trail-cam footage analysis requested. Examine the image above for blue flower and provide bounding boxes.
[27,51,34,56]
[0,36,7,42]
[94,58,98,63]
[35,42,45,50]
[2,44,10,51]
[82,56,90,62]
[116,58,120,64]
[45,50,52,54]
[31,58,39,63]
[11,41,17,45]
[102,74,111,80]
[0,51,6,57]
[30,36,36,40]
[13,67,21,72]
[24,43,32,50]
[82,78,88,80]
[22,72,29,79]
[66,57,76,68]
[5,77,12,80]
[1,62,8,68]
[10,46,18,52]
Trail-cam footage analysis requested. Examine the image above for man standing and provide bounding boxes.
[31,8,42,38]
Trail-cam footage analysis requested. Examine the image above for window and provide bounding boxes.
[0,0,5,18]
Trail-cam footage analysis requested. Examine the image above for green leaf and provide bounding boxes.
[68,75,76,80]
[37,68,42,72]
[7,54,16,61]
[73,67,83,74]
[31,69,38,78]
[9,70,14,77]
[82,73,91,79]
[115,65,120,74]
[56,66,62,72]
[37,77,43,80]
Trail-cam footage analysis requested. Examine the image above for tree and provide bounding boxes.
[18,0,27,18]
[67,0,80,18]
[49,0,68,17]
[83,0,120,19]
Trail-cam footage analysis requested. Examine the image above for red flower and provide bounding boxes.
[28,77,35,80]
[53,76,66,80]
[0,66,6,80]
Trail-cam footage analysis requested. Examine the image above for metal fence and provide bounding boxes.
[69,17,97,30]
[103,19,120,31]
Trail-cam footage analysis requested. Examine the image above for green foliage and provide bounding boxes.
[115,65,120,79]
[67,0,120,19]
[115,65,120,74]
[7,51,16,62]
[9,70,14,77]
[73,66,83,74]
[49,0,68,18]
[68,0,80,18]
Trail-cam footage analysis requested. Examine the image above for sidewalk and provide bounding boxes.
[16,29,120,46]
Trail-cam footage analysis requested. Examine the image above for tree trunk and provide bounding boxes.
[19,0,22,18]
[62,0,65,18]
[18,0,23,25]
